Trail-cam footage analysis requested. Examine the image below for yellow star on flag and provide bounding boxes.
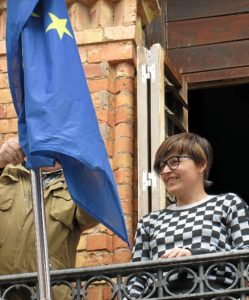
[46,13,73,40]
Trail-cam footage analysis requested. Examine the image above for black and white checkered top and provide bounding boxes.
[126,193,249,298]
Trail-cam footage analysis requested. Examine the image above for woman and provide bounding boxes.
[126,132,249,298]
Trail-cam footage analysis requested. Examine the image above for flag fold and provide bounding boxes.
[6,0,129,245]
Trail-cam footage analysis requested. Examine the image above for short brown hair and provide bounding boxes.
[153,132,213,187]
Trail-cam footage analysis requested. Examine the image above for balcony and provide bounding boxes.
[1,250,249,299]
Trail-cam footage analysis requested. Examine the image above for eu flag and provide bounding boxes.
[6,0,129,244]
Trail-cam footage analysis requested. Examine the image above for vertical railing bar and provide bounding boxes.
[198,264,205,300]
[76,278,81,300]
[157,269,164,297]
[239,259,246,300]
[116,273,123,300]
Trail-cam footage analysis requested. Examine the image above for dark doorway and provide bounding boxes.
[189,84,249,203]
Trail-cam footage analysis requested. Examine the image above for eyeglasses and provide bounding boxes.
[159,155,191,173]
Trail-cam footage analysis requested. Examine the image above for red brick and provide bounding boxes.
[115,78,134,93]
[116,62,135,78]
[87,78,115,94]
[96,108,114,127]
[0,58,7,72]
[68,2,90,31]
[99,123,113,141]
[124,215,134,241]
[115,168,133,185]
[102,286,113,300]
[113,0,124,26]
[123,0,137,24]
[0,88,12,103]
[78,46,87,63]
[86,287,102,300]
[88,42,134,63]
[114,0,137,25]
[113,153,132,169]
[121,199,133,214]
[104,25,135,41]
[92,91,108,109]
[113,235,129,250]
[77,235,87,251]
[115,106,133,124]
[75,28,103,45]
[0,10,6,40]
[0,73,9,89]
[86,285,113,300]
[6,103,16,118]
[115,123,133,138]
[87,234,113,251]
[115,92,133,108]
[96,109,109,123]
[76,251,113,267]
[98,223,114,235]
[90,0,113,28]
[0,104,6,119]
[0,40,6,55]
[113,249,132,264]
[114,138,133,153]
[84,62,109,79]
[105,139,113,157]
[117,185,132,200]
[0,118,17,133]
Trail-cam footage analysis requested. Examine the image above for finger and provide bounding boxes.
[1,145,21,165]
[162,248,178,259]
[160,249,174,259]
[3,140,25,164]
[167,249,179,258]
[4,150,20,165]
[177,249,192,257]
[176,250,186,257]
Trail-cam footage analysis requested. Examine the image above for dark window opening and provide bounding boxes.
[189,84,249,203]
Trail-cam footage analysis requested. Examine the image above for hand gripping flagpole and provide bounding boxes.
[30,168,51,300]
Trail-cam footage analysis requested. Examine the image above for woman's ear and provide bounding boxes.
[198,161,207,174]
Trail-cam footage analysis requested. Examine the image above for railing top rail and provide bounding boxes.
[1,249,249,284]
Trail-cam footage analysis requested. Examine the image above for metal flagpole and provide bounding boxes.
[30,168,51,300]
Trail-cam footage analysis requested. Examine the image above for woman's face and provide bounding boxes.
[159,154,206,198]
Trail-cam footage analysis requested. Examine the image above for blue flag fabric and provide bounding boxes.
[6,0,129,244]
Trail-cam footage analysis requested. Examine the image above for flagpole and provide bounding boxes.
[30,169,51,300]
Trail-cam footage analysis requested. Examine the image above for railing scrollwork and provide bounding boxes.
[0,250,249,299]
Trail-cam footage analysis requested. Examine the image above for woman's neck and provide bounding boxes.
[176,190,208,206]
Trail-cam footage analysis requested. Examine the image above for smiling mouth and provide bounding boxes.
[167,177,178,183]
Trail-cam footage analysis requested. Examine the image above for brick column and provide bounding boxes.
[67,0,143,268]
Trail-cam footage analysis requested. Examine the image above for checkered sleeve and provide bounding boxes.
[226,193,249,249]
[124,214,154,299]
[132,215,151,262]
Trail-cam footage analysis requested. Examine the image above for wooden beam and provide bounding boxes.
[168,13,249,49]
[168,40,249,74]
[185,66,249,89]
[167,0,249,21]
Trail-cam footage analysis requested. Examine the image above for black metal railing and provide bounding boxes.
[1,250,249,299]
